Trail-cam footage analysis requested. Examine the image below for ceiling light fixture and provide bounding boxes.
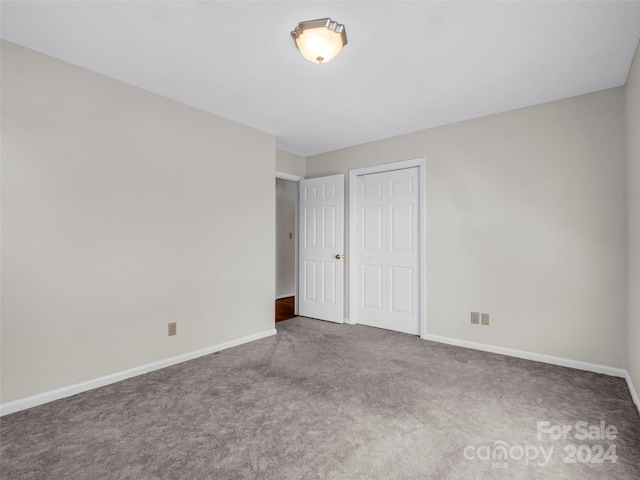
[291,18,347,64]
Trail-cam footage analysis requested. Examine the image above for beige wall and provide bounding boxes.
[626,41,640,395]
[307,88,627,368]
[276,149,305,178]
[276,178,296,297]
[1,37,635,405]
[0,42,276,403]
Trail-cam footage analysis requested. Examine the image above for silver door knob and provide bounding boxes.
[335,254,343,260]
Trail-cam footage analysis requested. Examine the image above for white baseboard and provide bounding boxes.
[0,328,277,417]
[423,334,626,377]
[275,293,295,300]
[423,334,639,412]
[624,371,640,414]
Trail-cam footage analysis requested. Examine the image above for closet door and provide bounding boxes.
[355,167,419,335]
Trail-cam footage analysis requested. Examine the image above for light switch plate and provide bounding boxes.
[471,312,480,324]
[481,313,490,326]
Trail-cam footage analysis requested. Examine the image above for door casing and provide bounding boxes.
[276,171,303,315]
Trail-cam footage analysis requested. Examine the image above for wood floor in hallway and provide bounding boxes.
[275,296,295,322]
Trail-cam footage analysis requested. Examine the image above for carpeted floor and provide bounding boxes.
[1,317,639,479]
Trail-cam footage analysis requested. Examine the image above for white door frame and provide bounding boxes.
[276,171,304,315]
[348,158,427,338]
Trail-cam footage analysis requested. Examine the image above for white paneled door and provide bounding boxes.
[298,174,344,323]
[355,167,419,334]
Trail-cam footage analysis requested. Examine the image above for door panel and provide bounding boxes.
[363,265,383,310]
[323,261,336,304]
[304,207,317,247]
[391,177,413,196]
[323,206,336,246]
[355,167,419,334]
[363,206,383,250]
[298,174,344,323]
[391,266,413,314]
[391,204,413,250]
[304,261,316,301]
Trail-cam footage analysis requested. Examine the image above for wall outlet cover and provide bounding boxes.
[168,322,177,336]
[481,313,490,326]
[471,312,480,324]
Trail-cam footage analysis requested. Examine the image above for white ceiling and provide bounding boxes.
[2,1,640,157]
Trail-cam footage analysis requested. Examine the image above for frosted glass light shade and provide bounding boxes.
[291,18,347,64]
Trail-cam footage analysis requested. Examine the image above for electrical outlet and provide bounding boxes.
[471,312,480,324]
[481,313,490,326]
[168,322,177,336]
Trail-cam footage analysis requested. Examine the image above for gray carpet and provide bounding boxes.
[1,317,639,479]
